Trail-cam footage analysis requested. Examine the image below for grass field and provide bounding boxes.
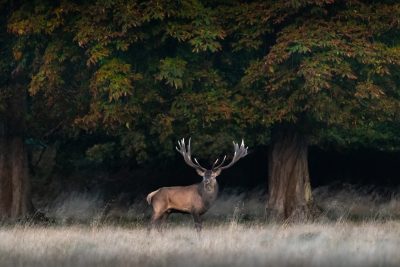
[0,222,399,267]
[0,185,397,267]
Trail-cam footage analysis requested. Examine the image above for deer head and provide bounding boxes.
[176,138,248,182]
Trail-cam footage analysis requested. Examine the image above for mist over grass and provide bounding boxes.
[39,184,400,224]
[314,185,400,221]
[44,192,105,223]
[1,185,398,267]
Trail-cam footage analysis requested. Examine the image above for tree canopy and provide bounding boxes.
[2,0,400,166]
[5,0,267,167]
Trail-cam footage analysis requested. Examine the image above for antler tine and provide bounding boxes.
[212,158,219,168]
[214,140,248,171]
[176,138,206,171]
[187,138,191,156]
[212,155,227,170]
[194,158,202,166]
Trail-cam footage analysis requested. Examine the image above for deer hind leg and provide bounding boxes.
[192,213,202,232]
[159,212,170,231]
[162,212,170,224]
[148,210,165,233]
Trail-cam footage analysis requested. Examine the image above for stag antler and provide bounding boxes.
[176,138,206,171]
[212,140,248,171]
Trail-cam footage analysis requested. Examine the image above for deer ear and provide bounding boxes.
[212,169,221,177]
[196,169,205,176]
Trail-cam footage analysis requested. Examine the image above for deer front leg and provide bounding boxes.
[192,213,202,232]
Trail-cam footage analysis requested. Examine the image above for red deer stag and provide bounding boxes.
[146,138,248,231]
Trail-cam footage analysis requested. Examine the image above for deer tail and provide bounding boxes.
[146,189,160,205]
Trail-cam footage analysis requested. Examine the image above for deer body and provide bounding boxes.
[147,139,247,231]
[148,180,218,213]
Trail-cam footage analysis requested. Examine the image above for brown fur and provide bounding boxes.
[147,179,218,232]
[146,189,160,205]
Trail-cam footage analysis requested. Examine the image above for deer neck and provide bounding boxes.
[198,179,219,208]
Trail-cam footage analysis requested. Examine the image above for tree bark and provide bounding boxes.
[0,66,32,220]
[0,136,31,219]
[266,126,318,222]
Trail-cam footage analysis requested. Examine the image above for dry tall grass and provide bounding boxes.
[0,222,399,267]
[5,185,396,267]
[40,185,400,224]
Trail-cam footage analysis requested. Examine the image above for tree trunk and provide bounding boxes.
[266,127,318,222]
[0,136,31,219]
[0,66,32,220]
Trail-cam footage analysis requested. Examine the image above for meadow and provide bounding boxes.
[0,185,399,267]
[0,222,399,267]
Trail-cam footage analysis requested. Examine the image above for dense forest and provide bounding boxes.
[1,0,400,222]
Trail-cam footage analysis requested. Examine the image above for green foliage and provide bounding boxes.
[241,1,400,148]
[3,0,400,169]
[86,142,116,163]
[157,57,187,89]
[91,59,135,102]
